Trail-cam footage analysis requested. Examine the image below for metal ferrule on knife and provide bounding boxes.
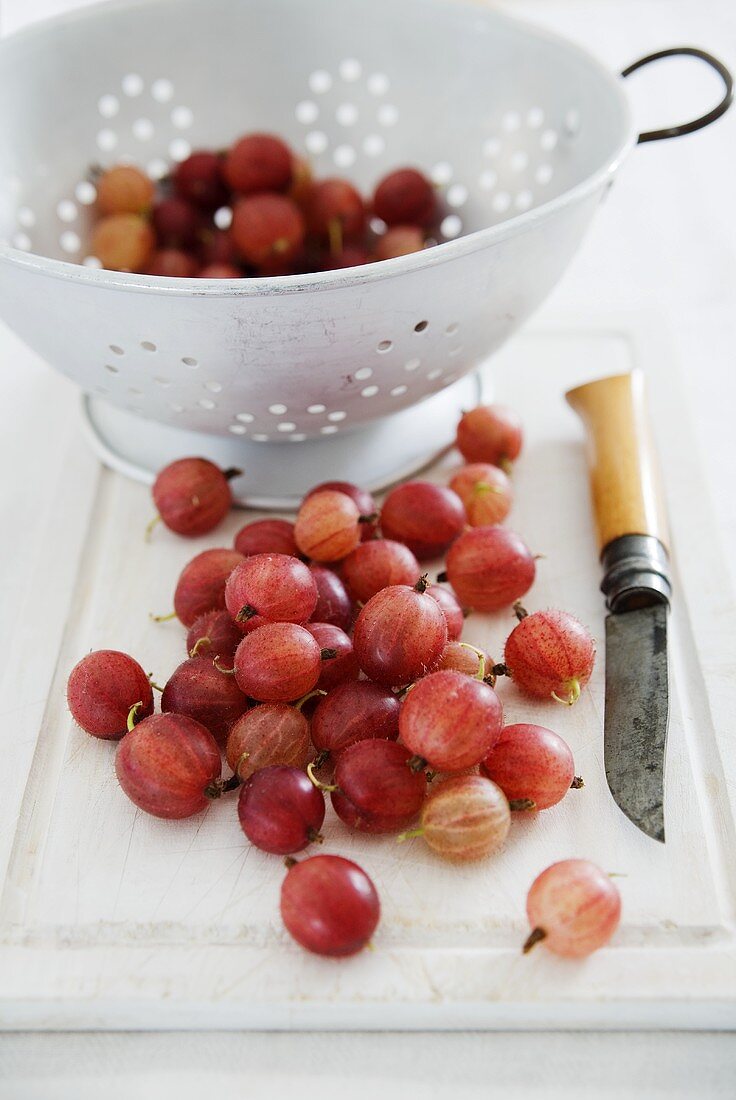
[600,534,671,612]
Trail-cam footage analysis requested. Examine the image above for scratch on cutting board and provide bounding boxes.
[150,812,209,920]
[110,808,140,920]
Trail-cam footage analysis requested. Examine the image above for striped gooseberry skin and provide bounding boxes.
[525,859,622,958]
[226,703,311,780]
[419,774,511,861]
[115,713,221,819]
[352,582,447,687]
[233,622,321,703]
[437,641,486,677]
[449,463,513,527]
[445,527,535,612]
[399,670,503,772]
[294,490,362,562]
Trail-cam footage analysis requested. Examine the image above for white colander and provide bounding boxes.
[0,0,731,506]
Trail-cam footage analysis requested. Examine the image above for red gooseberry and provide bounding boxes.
[151,196,202,248]
[310,680,400,757]
[186,609,242,667]
[172,548,244,628]
[399,669,503,772]
[224,553,318,633]
[115,713,221,819]
[305,481,378,541]
[146,248,198,278]
[151,457,240,537]
[173,150,229,209]
[161,656,249,744]
[67,650,153,740]
[280,854,380,956]
[91,213,154,272]
[524,859,622,958]
[437,641,487,676]
[233,622,321,702]
[503,607,596,706]
[426,585,464,640]
[373,167,438,228]
[234,518,298,558]
[456,405,523,469]
[380,481,466,560]
[96,165,155,216]
[238,765,325,854]
[481,723,578,810]
[304,622,359,690]
[444,526,535,612]
[330,739,426,834]
[294,490,362,562]
[231,194,304,269]
[198,263,243,278]
[308,564,354,632]
[352,578,447,686]
[226,702,312,780]
[223,132,293,194]
[341,539,421,604]
[449,463,513,527]
[373,225,424,260]
[305,179,366,247]
[406,774,511,861]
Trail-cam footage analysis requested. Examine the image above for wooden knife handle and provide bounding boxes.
[565,371,669,553]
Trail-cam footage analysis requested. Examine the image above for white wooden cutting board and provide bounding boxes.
[1,315,734,1030]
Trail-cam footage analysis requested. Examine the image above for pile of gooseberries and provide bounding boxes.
[81,131,447,277]
[67,401,619,961]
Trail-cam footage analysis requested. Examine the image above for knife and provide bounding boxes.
[566,371,671,843]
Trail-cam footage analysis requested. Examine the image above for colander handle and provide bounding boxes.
[622,47,733,143]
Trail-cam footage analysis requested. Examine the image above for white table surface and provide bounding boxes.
[1,0,735,1096]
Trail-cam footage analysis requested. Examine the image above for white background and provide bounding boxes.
[0,0,735,1096]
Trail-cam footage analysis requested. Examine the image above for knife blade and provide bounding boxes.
[566,371,671,843]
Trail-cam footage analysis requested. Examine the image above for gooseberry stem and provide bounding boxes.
[571,776,585,789]
[513,601,528,621]
[552,679,581,707]
[150,610,176,623]
[509,798,536,812]
[522,926,547,954]
[397,826,425,843]
[204,773,242,800]
[223,467,243,481]
[306,760,338,792]
[294,689,327,712]
[144,514,161,542]
[188,636,211,658]
[458,642,487,681]
[126,701,144,732]
[213,657,236,675]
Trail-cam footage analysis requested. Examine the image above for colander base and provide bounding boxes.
[81,372,483,509]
